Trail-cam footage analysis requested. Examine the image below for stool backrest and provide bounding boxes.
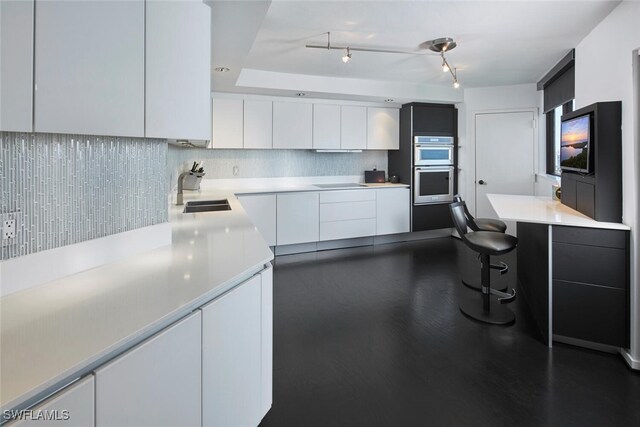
[449,201,470,238]
[452,194,480,232]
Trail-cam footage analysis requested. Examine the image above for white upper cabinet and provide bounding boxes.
[212,98,244,149]
[273,101,313,149]
[313,104,341,149]
[340,106,367,150]
[367,107,400,150]
[34,1,145,137]
[145,0,211,140]
[0,0,34,132]
[244,100,273,149]
[8,375,95,427]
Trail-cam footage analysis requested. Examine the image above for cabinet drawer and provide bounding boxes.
[553,279,627,347]
[552,226,627,249]
[553,242,626,289]
[320,201,375,222]
[320,189,375,203]
[320,219,376,241]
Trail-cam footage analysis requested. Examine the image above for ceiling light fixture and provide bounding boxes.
[421,37,461,88]
[295,92,306,97]
[214,67,230,73]
[384,98,394,102]
[342,47,352,63]
[305,33,462,88]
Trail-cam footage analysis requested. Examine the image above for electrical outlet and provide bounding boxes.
[3,219,16,240]
[233,165,239,176]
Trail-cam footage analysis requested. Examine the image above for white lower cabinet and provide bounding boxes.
[95,312,202,427]
[319,190,376,241]
[276,192,320,245]
[6,376,94,427]
[376,188,410,235]
[237,194,277,246]
[202,275,263,427]
[260,266,274,417]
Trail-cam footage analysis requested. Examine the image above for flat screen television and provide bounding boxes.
[560,114,591,173]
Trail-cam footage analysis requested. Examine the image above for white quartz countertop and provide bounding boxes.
[231,182,410,195]
[487,194,630,231]
[0,189,274,411]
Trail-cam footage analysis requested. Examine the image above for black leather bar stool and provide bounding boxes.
[453,194,507,233]
[450,201,518,325]
[452,194,509,290]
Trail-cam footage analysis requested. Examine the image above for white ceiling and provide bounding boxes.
[211,0,620,102]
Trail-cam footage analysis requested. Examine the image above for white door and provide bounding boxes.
[475,111,536,220]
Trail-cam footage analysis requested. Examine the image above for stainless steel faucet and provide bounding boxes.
[176,171,190,205]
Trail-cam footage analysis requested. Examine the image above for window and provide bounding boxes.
[538,49,575,176]
[546,100,575,175]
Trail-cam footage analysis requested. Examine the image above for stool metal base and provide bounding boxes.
[462,278,508,292]
[459,295,515,325]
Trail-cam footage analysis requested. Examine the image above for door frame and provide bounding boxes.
[472,107,539,216]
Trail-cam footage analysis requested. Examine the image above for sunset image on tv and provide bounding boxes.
[560,115,590,171]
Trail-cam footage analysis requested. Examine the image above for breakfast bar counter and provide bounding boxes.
[487,194,631,365]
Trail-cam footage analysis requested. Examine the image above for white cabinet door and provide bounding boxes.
[244,100,273,149]
[212,98,244,148]
[340,106,367,150]
[7,376,94,427]
[260,266,273,419]
[237,194,277,246]
[202,275,262,427]
[145,0,211,140]
[276,192,320,245]
[313,104,341,149]
[273,102,312,149]
[34,1,144,137]
[0,0,33,132]
[367,107,400,150]
[95,312,201,427]
[376,188,410,235]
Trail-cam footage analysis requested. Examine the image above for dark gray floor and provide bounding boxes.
[260,237,640,427]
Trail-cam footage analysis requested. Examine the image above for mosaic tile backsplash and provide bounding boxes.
[167,146,388,189]
[0,132,167,260]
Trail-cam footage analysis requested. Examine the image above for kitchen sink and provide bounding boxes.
[183,199,231,213]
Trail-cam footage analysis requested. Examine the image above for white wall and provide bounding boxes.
[457,83,542,214]
[574,1,640,363]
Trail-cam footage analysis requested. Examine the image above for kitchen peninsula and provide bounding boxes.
[488,194,631,362]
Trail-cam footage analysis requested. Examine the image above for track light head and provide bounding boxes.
[453,80,460,89]
[342,47,352,63]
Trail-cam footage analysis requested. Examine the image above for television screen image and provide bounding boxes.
[560,114,590,172]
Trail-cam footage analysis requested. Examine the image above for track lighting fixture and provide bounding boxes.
[342,47,352,63]
[305,33,462,88]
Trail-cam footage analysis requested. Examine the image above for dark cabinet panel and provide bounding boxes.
[553,242,626,289]
[412,203,452,231]
[412,105,455,135]
[562,175,577,210]
[576,181,595,219]
[553,280,627,347]
[552,225,627,249]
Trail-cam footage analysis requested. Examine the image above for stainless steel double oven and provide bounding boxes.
[413,136,455,204]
